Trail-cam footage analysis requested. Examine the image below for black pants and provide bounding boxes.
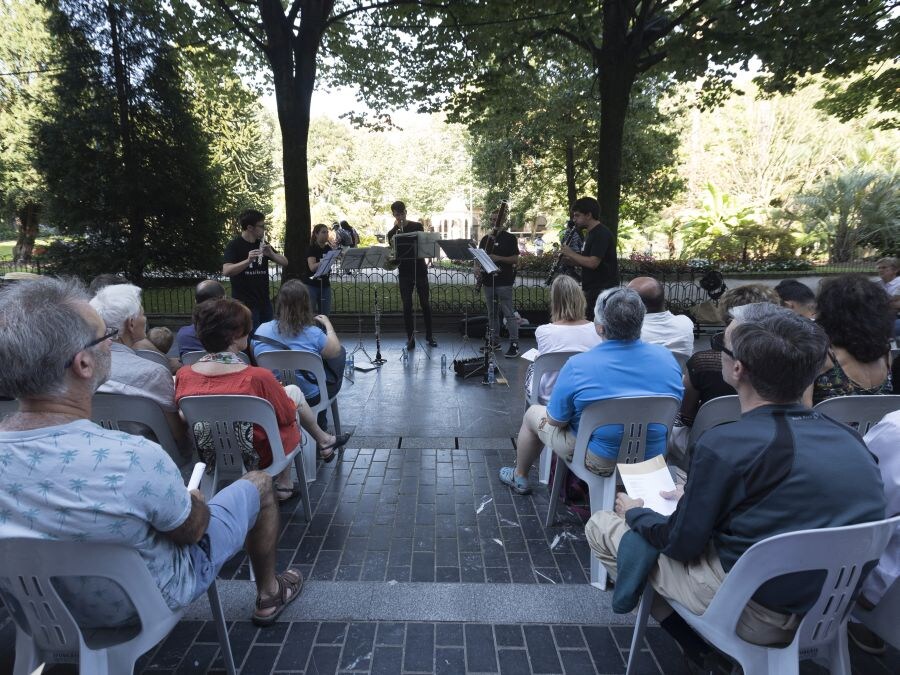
[399,273,434,339]
[585,286,602,321]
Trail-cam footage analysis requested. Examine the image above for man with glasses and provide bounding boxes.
[0,277,304,629]
[586,304,886,669]
[223,209,288,329]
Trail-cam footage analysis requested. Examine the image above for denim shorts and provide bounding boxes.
[188,479,261,601]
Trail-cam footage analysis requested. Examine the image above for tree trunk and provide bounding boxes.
[564,136,577,213]
[13,202,40,262]
[596,1,639,243]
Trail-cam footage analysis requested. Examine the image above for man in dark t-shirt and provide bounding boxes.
[222,209,288,328]
[387,201,436,350]
[478,210,520,357]
[559,196,618,319]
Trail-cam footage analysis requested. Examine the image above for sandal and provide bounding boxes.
[275,483,299,502]
[499,466,531,495]
[252,568,304,627]
[317,432,352,462]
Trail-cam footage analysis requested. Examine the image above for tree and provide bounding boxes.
[35,0,224,280]
[0,0,56,261]
[331,0,897,246]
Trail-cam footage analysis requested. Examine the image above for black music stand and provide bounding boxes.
[439,239,482,360]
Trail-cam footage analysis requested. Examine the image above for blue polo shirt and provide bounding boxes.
[546,339,684,461]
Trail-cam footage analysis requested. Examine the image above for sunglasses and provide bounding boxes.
[709,331,734,359]
[65,328,118,368]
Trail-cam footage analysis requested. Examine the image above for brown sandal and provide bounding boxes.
[252,568,304,627]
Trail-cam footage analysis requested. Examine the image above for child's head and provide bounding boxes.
[147,326,173,354]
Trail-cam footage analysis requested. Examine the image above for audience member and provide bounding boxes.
[627,276,694,357]
[0,277,303,627]
[176,279,226,357]
[303,224,335,315]
[524,275,601,404]
[148,326,174,355]
[678,285,779,428]
[587,304,886,668]
[175,298,349,499]
[90,283,185,443]
[774,279,816,319]
[875,257,900,337]
[499,288,683,495]
[846,409,900,654]
[252,280,348,452]
[811,274,892,405]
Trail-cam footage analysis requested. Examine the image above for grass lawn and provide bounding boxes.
[0,238,53,259]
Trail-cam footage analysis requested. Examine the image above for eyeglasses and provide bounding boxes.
[709,331,734,359]
[65,328,118,368]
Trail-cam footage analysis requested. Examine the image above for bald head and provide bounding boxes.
[627,276,665,313]
[195,279,226,304]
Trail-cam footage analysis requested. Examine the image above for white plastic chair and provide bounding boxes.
[177,394,311,520]
[255,349,346,472]
[851,576,900,650]
[673,395,742,471]
[672,350,690,373]
[545,395,680,588]
[624,515,900,675]
[814,395,900,435]
[0,538,236,675]
[526,351,579,484]
[92,392,187,466]
[134,348,172,369]
[181,351,249,366]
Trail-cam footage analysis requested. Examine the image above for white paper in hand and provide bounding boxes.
[617,455,678,516]
[187,462,206,491]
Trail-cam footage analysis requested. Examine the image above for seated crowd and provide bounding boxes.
[0,264,896,670]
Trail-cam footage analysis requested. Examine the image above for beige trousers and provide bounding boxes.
[525,405,617,477]
[585,510,800,646]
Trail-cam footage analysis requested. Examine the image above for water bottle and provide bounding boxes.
[401,346,409,365]
[440,353,447,373]
[346,354,354,377]
[487,359,496,384]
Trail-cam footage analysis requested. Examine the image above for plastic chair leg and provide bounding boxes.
[826,627,852,675]
[295,454,312,521]
[625,586,655,675]
[545,459,567,527]
[12,629,40,675]
[207,582,236,675]
[587,486,611,589]
[330,400,343,459]
[538,446,551,484]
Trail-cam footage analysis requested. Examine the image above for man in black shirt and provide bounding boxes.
[303,224,334,315]
[222,209,288,328]
[586,304,886,663]
[387,201,436,350]
[477,209,520,357]
[559,196,618,319]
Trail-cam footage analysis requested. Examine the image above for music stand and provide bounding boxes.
[468,247,508,386]
[439,240,482,360]
[311,248,340,317]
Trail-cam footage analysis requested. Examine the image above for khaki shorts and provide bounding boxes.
[525,405,617,477]
[584,510,800,646]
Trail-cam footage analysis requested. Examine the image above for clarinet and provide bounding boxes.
[545,220,579,285]
[374,288,383,363]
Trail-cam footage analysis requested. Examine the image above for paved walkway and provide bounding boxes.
[1,334,898,674]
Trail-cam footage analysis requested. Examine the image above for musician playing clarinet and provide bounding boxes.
[387,201,437,350]
[478,208,520,357]
[558,197,618,320]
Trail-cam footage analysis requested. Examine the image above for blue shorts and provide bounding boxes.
[188,479,260,601]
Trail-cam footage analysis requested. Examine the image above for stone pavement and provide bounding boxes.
[1,334,898,674]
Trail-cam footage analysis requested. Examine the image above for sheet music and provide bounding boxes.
[617,455,678,516]
[520,348,539,362]
[469,247,499,274]
[312,248,341,278]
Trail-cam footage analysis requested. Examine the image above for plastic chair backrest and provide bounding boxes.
[0,538,176,660]
[177,395,292,496]
[570,396,681,471]
[687,395,741,449]
[696,515,900,654]
[134,349,171,369]
[91,393,180,460]
[814,395,900,435]
[672,351,690,373]
[854,576,900,648]
[256,350,333,414]
[181,351,249,366]
[527,351,578,406]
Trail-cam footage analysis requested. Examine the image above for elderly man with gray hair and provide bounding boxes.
[588,303,886,670]
[0,277,304,629]
[499,287,683,495]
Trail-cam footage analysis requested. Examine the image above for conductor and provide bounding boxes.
[387,201,437,350]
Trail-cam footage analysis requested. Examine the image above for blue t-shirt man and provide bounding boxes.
[546,339,684,461]
[252,320,328,399]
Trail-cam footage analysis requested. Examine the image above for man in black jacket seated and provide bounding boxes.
[586,304,886,665]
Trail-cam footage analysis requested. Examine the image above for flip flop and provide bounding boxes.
[252,568,304,627]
